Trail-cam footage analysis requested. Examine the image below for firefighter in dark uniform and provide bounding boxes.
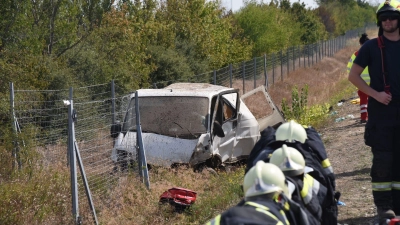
[205,161,309,225]
[246,120,338,225]
[270,144,327,225]
[348,0,400,223]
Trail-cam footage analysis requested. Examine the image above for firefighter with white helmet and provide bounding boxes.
[243,161,288,198]
[270,144,327,225]
[248,120,334,183]
[275,120,308,143]
[205,161,309,225]
[269,144,306,176]
[246,120,338,225]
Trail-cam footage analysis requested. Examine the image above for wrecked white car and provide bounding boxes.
[110,83,284,169]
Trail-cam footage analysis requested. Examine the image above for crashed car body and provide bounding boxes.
[111,83,283,168]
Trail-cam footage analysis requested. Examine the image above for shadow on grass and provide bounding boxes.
[335,168,370,179]
[323,121,366,132]
[338,216,376,225]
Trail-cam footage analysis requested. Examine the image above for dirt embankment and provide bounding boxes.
[264,37,376,224]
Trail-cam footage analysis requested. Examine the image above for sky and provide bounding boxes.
[221,0,381,12]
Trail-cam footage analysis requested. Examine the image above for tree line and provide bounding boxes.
[0,0,376,122]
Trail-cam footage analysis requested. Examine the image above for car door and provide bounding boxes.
[210,90,239,163]
[240,85,285,131]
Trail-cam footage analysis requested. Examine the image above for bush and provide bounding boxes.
[281,85,330,127]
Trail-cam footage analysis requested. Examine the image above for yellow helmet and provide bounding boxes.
[275,120,307,143]
[376,0,400,26]
[270,144,305,177]
[243,161,289,198]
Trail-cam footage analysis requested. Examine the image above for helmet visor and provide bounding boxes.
[378,11,400,22]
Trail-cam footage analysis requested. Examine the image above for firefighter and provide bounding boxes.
[275,120,335,186]
[270,144,327,225]
[205,161,309,225]
[347,33,370,123]
[348,0,400,223]
[246,120,338,225]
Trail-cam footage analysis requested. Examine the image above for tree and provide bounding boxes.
[235,1,302,56]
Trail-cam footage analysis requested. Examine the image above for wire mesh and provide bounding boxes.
[152,24,374,92]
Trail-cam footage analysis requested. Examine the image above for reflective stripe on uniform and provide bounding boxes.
[361,70,370,84]
[279,209,289,225]
[347,52,370,85]
[321,159,331,168]
[392,182,400,190]
[324,166,334,175]
[301,174,320,205]
[245,201,287,225]
[205,214,221,225]
[322,159,334,174]
[372,182,392,191]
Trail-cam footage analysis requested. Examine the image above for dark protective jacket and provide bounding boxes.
[207,194,309,225]
[287,175,326,225]
[245,126,338,225]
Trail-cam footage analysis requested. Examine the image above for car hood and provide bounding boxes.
[114,132,200,167]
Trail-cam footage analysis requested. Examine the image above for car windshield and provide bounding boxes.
[122,96,209,138]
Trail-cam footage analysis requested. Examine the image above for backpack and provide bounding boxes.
[246,126,339,225]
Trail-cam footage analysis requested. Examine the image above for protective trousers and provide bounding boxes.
[365,99,400,214]
[358,90,368,121]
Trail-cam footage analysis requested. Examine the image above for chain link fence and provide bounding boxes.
[152,24,372,94]
[10,82,137,224]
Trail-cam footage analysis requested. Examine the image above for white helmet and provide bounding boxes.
[243,161,289,198]
[270,144,305,177]
[275,120,307,143]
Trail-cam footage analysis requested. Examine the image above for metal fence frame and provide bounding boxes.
[153,24,372,94]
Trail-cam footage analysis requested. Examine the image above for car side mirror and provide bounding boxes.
[213,121,225,138]
[110,123,122,139]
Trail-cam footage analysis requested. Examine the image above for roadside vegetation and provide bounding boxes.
[0,35,368,225]
[0,0,378,223]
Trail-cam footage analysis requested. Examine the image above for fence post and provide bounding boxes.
[319,41,321,61]
[253,58,256,89]
[135,91,150,189]
[264,54,268,88]
[280,50,283,81]
[286,48,289,76]
[272,53,275,85]
[307,45,310,67]
[333,38,335,55]
[111,80,115,125]
[213,70,217,85]
[229,64,233,88]
[292,46,295,72]
[298,46,301,68]
[68,87,80,225]
[242,61,245,94]
[312,44,314,66]
[9,82,21,170]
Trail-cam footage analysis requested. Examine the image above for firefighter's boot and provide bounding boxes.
[377,206,395,225]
